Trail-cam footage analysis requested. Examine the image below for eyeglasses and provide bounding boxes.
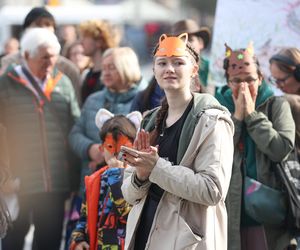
[228,77,258,86]
[268,74,292,86]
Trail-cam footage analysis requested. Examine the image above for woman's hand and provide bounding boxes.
[232,83,245,121]
[88,144,104,171]
[124,146,159,181]
[88,144,104,162]
[74,241,89,250]
[132,129,155,180]
[244,84,256,117]
[134,129,151,152]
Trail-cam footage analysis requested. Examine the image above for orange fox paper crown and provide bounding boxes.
[155,33,189,57]
[225,42,257,76]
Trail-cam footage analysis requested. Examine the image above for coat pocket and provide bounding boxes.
[174,214,202,250]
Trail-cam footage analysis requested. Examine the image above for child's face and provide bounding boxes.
[102,146,116,165]
[100,133,133,165]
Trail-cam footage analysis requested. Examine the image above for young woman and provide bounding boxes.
[216,43,296,250]
[121,33,234,250]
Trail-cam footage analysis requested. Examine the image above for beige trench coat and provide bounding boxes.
[122,108,234,250]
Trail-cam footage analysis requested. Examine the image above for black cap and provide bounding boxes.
[22,7,55,30]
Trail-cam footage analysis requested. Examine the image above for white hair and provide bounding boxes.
[20,27,61,57]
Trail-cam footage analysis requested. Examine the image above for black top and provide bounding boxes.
[134,98,193,250]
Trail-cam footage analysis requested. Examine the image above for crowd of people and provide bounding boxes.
[0,5,299,250]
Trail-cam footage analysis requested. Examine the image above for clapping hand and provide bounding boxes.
[123,129,159,181]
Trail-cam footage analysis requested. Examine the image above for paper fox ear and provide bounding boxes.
[95,108,114,130]
[159,34,167,44]
[155,32,189,57]
[246,41,254,56]
[225,43,232,58]
[126,111,142,130]
[178,32,188,44]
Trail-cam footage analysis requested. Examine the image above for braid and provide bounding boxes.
[186,42,199,63]
[155,98,169,135]
[149,98,169,146]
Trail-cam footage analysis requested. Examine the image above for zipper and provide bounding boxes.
[35,97,52,192]
[8,72,53,191]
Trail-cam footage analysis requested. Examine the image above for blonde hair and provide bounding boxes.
[102,47,141,86]
[79,20,118,51]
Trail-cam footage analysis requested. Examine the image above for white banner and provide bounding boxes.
[209,0,300,87]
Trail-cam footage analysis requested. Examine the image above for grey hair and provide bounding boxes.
[20,27,61,57]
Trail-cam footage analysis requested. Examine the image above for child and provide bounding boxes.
[70,108,142,250]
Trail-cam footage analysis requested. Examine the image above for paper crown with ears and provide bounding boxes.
[155,33,189,57]
[95,108,142,131]
[225,42,257,76]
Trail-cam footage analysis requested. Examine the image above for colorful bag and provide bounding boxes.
[244,176,287,225]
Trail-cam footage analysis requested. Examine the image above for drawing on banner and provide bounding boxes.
[209,0,300,87]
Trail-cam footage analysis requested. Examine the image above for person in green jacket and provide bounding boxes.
[215,42,296,250]
[0,27,80,250]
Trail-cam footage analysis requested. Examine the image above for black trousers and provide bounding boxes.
[3,192,67,250]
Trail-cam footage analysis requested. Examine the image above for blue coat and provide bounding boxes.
[68,85,140,194]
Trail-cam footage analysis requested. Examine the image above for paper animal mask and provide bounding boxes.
[225,42,257,76]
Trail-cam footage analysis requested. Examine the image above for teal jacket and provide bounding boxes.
[0,65,80,194]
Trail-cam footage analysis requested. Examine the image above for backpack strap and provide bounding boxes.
[141,107,160,132]
[176,94,228,163]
